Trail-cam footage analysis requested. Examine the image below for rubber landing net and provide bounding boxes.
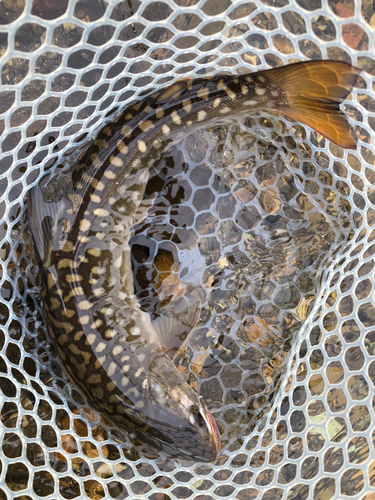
[0,0,375,499]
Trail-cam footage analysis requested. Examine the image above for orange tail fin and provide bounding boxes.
[261,61,361,149]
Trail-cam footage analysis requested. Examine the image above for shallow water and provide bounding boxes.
[130,116,355,448]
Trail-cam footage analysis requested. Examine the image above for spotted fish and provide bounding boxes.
[27,60,360,462]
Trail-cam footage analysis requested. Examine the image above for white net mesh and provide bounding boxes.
[1,0,375,498]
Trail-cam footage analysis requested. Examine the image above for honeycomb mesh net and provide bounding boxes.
[1,0,375,498]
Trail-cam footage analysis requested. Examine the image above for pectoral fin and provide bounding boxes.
[153,293,201,359]
[27,184,70,267]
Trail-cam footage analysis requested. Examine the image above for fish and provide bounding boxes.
[27,60,360,462]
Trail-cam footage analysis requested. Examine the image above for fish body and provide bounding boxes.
[27,61,360,462]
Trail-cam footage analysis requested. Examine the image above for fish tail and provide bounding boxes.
[262,60,361,149]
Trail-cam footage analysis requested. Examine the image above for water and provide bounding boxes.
[130,116,355,449]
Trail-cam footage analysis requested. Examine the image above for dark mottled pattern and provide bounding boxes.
[68,72,288,241]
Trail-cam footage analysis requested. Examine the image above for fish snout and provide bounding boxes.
[199,398,221,459]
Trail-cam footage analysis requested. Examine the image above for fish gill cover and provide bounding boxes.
[0,0,375,499]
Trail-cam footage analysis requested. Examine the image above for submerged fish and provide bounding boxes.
[27,60,360,462]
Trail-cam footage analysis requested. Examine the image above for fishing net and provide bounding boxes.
[0,0,375,498]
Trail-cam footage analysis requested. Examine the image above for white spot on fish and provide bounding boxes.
[117,140,128,153]
[117,184,127,195]
[78,300,93,311]
[90,154,102,169]
[79,315,89,325]
[121,125,132,137]
[197,110,207,121]
[244,100,258,106]
[95,138,107,149]
[225,88,236,100]
[100,306,113,315]
[107,381,116,391]
[87,333,96,345]
[255,87,266,96]
[197,87,209,100]
[138,140,147,153]
[171,110,182,125]
[77,235,90,244]
[162,124,170,135]
[112,345,123,356]
[95,355,106,368]
[91,319,103,328]
[219,107,231,114]
[107,362,117,377]
[183,100,192,113]
[258,75,266,83]
[90,194,101,203]
[217,79,225,90]
[114,255,123,269]
[93,208,109,217]
[92,266,105,275]
[96,342,106,353]
[105,329,116,339]
[80,219,90,232]
[127,387,140,398]
[110,155,123,168]
[213,97,221,108]
[139,120,153,132]
[104,170,116,180]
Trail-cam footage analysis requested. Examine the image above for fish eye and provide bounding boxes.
[188,406,205,428]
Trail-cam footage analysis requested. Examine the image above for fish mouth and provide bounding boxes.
[200,399,221,458]
[207,411,221,457]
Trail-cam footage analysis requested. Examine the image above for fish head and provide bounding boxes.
[142,357,221,462]
[167,385,221,462]
[190,397,222,460]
